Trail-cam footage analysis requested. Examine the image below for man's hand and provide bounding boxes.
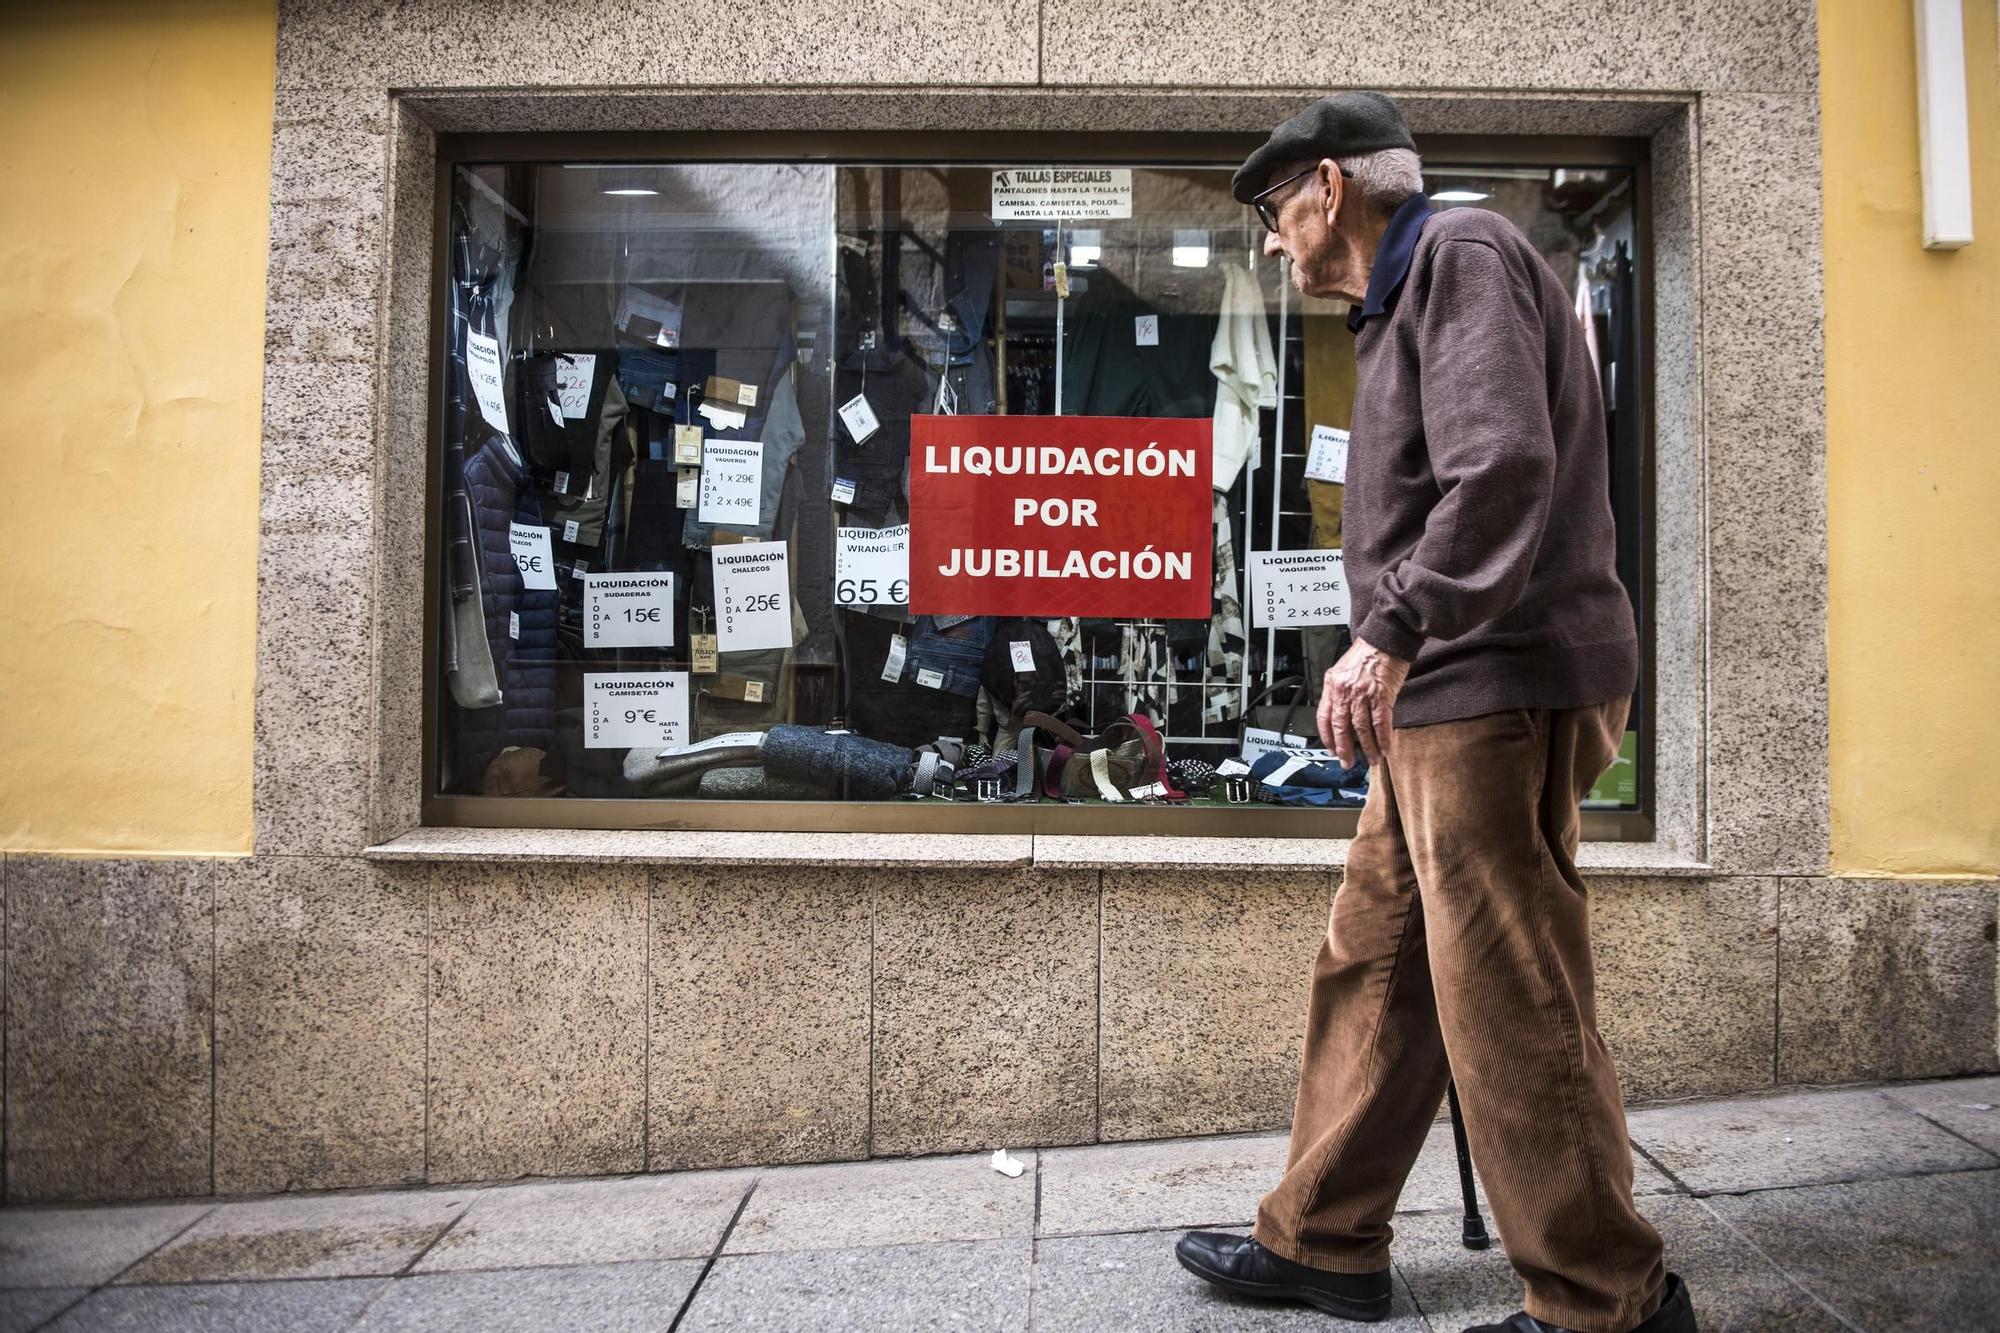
[1317,636,1411,769]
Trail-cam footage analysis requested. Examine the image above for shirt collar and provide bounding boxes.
[1346,192,1434,333]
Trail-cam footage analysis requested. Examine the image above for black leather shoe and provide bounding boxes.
[1174,1231,1392,1321]
[1464,1272,1697,1333]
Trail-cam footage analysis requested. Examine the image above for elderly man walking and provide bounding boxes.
[1174,93,1696,1333]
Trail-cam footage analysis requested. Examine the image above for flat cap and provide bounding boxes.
[1231,91,1417,203]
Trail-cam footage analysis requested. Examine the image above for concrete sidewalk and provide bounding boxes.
[1,1077,1994,1331]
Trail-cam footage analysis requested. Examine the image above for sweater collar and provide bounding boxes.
[1346,192,1434,334]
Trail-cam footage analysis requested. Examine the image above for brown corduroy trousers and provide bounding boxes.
[1252,698,1667,1333]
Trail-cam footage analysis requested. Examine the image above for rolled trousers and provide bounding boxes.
[1252,698,1666,1333]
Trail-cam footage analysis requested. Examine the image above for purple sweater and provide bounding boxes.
[1345,200,1638,726]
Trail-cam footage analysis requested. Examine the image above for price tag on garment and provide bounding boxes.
[835,525,910,607]
[712,541,794,652]
[691,631,718,673]
[882,633,908,682]
[743,679,765,702]
[673,424,704,466]
[1009,640,1036,672]
[1134,314,1159,347]
[465,330,510,436]
[838,392,881,444]
[1261,754,1313,787]
[583,672,688,750]
[562,519,581,544]
[508,611,520,640]
[554,470,572,495]
[572,560,589,579]
[556,353,596,419]
[545,393,564,426]
[508,522,557,590]
[675,467,699,509]
[831,476,858,505]
[915,667,945,689]
[1242,727,1335,765]
[1248,549,1349,627]
[584,572,675,648]
[1305,424,1350,484]
[698,401,748,432]
[698,440,763,525]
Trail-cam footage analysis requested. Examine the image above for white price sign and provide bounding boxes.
[583,672,689,750]
[465,330,509,436]
[1305,424,1350,484]
[1243,727,1336,765]
[990,167,1134,221]
[1248,549,1350,628]
[835,524,910,607]
[555,353,596,419]
[508,522,556,590]
[584,572,674,648]
[713,541,794,652]
[698,439,763,526]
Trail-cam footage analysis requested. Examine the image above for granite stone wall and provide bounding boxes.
[6,0,1995,1205]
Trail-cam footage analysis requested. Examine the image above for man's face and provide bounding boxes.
[1260,160,1358,302]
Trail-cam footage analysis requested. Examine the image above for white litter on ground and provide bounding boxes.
[990,1148,1026,1178]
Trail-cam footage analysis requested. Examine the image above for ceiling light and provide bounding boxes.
[1431,190,1490,203]
[1068,228,1102,268]
[603,187,659,197]
[1171,228,1209,268]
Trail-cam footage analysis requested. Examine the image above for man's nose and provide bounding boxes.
[1262,230,1285,258]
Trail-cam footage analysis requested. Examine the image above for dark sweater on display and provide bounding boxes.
[1345,198,1638,726]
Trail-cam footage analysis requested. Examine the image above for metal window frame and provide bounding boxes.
[421,130,1655,840]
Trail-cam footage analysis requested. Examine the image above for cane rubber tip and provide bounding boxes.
[1461,1219,1491,1251]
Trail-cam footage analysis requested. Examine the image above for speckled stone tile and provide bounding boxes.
[1038,0,1705,92]
[1627,1087,1996,1194]
[1697,93,1828,877]
[1706,1172,2000,1331]
[685,1239,1030,1333]
[1039,1134,1287,1236]
[353,1262,705,1332]
[366,827,1035,865]
[213,857,427,1194]
[1038,1227,1429,1332]
[427,864,647,1183]
[1881,1076,2000,1154]
[1777,879,1999,1084]
[649,868,870,1170]
[0,1201,212,1287]
[870,869,1098,1155]
[1099,870,1328,1139]
[1036,837,1344,871]
[1696,0,1819,93]
[51,1279,390,1333]
[118,1191,471,1283]
[725,1153,1035,1254]
[4,859,213,1203]
[1397,1194,1845,1332]
[1397,1117,1678,1217]
[268,89,390,206]
[254,528,376,857]
[292,1,1041,91]
[1589,878,1778,1102]
[414,1169,754,1270]
[0,1289,86,1332]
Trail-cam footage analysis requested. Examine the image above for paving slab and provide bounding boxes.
[724,1153,1035,1254]
[1038,1135,1287,1236]
[49,1278,389,1332]
[351,1262,704,1332]
[0,1203,211,1287]
[118,1191,471,1283]
[1037,1226,1428,1332]
[1626,1087,1992,1193]
[415,1170,753,1272]
[1400,1120,1678,1217]
[0,1289,85,1332]
[684,1238,1029,1332]
[1879,1076,2000,1155]
[1707,1170,2000,1332]
[1396,1194,1846,1333]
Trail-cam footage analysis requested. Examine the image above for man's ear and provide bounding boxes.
[1318,158,1344,227]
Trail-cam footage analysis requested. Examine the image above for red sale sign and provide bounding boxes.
[908,415,1212,618]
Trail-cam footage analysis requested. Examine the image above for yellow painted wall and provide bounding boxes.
[0,2,275,856]
[1823,0,2000,876]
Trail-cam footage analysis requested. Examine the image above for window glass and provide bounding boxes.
[434,153,1644,817]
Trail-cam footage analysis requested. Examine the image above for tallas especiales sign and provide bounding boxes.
[908,415,1213,618]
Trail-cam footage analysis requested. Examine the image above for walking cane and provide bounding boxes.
[1446,1080,1490,1250]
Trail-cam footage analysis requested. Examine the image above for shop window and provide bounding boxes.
[428,140,1649,834]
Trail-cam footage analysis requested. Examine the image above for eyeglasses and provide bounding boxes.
[1251,164,1355,233]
